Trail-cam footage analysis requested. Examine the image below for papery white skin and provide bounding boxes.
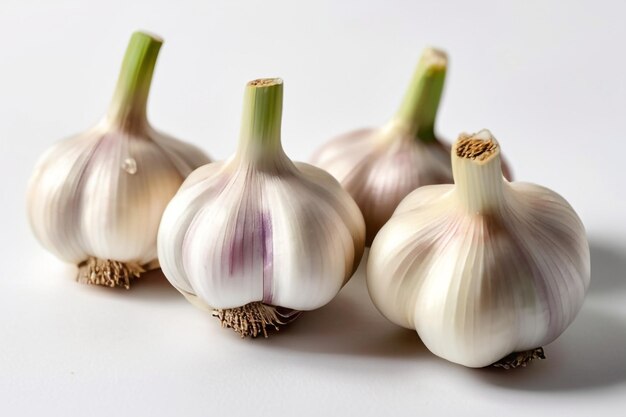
[367,130,589,368]
[312,122,452,244]
[28,124,208,265]
[27,32,210,270]
[158,79,365,311]
[312,49,511,245]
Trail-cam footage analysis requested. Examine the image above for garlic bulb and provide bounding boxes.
[158,78,365,337]
[367,130,589,368]
[311,48,511,245]
[27,31,210,289]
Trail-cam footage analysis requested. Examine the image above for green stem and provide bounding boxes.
[107,31,162,127]
[236,79,285,163]
[393,48,447,142]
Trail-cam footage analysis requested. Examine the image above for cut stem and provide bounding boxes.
[212,302,300,338]
[236,78,286,166]
[451,130,505,214]
[77,257,147,289]
[393,48,447,142]
[107,31,163,128]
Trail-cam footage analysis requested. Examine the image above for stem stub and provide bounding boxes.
[248,78,282,87]
[456,135,498,161]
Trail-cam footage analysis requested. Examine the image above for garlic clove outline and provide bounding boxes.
[157,78,365,337]
[311,48,511,245]
[26,31,210,289]
[367,130,589,368]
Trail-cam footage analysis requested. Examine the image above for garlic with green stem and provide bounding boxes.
[311,48,511,245]
[158,78,365,338]
[367,130,589,368]
[27,31,210,289]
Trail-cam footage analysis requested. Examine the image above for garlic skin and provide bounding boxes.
[311,48,511,245]
[158,79,365,337]
[27,32,210,288]
[367,130,589,368]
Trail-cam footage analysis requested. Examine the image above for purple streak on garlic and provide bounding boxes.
[367,130,589,368]
[157,78,365,337]
[260,212,274,303]
[311,48,511,245]
[26,31,210,289]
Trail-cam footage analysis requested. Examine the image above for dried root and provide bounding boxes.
[77,257,146,289]
[492,347,546,369]
[212,302,301,338]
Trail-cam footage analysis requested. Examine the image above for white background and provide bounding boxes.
[1,0,625,415]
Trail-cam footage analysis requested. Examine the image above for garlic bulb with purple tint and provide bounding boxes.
[311,48,511,245]
[27,31,210,289]
[157,79,365,338]
[367,130,589,368]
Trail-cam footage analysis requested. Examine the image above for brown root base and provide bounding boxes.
[77,257,146,290]
[492,347,546,369]
[212,302,301,338]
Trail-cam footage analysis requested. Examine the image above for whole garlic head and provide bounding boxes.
[27,31,210,289]
[367,130,589,368]
[158,79,365,338]
[312,48,511,245]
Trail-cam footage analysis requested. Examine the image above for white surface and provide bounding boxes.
[1,0,625,415]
